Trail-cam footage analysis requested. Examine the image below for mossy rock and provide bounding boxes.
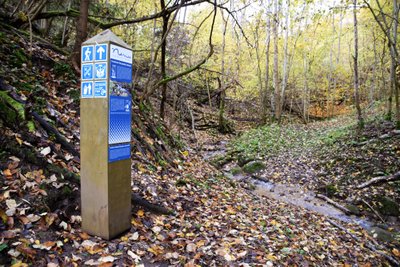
[243,161,266,174]
[210,154,233,168]
[230,166,242,176]
[376,196,400,216]
[345,204,361,216]
[368,227,395,242]
[237,153,255,167]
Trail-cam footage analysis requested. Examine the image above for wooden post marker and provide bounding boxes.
[80,30,133,239]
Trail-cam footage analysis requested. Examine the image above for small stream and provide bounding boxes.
[203,141,375,231]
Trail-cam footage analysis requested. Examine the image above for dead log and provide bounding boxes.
[356,171,400,189]
[315,194,352,215]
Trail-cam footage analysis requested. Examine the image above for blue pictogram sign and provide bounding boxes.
[81,45,94,62]
[81,64,93,80]
[94,81,107,97]
[81,81,93,98]
[94,63,107,79]
[95,44,108,61]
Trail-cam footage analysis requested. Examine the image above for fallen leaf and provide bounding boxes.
[27,214,41,223]
[10,261,28,267]
[16,244,36,259]
[40,147,51,156]
[84,259,100,266]
[186,243,197,253]
[127,250,141,263]
[137,209,144,217]
[99,256,115,263]
[3,169,13,177]
[130,232,139,241]
[79,232,90,240]
[393,248,400,257]
[1,230,17,239]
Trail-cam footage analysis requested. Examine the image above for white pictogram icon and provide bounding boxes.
[83,83,92,95]
[97,46,105,59]
[84,47,92,61]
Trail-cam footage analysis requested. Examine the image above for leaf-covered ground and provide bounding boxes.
[0,27,399,266]
[224,111,400,247]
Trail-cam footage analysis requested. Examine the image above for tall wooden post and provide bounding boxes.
[80,30,133,239]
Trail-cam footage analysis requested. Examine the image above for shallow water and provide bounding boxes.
[204,142,375,230]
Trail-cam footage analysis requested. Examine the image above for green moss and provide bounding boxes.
[0,91,25,125]
[230,166,242,175]
[53,62,74,78]
[324,184,338,197]
[62,185,73,196]
[175,179,188,187]
[10,48,28,67]
[243,161,266,174]
[376,196,400,216]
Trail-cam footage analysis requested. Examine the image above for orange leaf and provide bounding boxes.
[3,169,12,178]
[16,244,37,259]
[79,232,90,240]
[393,248,400,257]
[137,209,144,217]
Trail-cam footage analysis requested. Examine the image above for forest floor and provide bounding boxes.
[0,26,399,266]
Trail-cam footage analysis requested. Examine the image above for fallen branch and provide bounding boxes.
[361,199,385,224]
[132,194,174,215]
[356,171,400,189]
[315,194,352,215]
[326,218,400,266]
[31,111,79,157]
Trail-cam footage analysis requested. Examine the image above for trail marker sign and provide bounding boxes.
[80,30,133,240]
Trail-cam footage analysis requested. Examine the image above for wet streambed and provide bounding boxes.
[203,141,375,231]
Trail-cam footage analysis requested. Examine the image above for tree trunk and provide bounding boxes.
[273,0,280,121]
[160,0,170,119]
[280,0,290,117]
[71,0,90,72]
[392,0,399,128]
[263,6,271,124]
[218,13,228,133]
[353,0,364,129]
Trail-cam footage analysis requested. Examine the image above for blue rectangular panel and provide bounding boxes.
[94,81,107,98]
[94,62,107,79]
[81,45,94,62]
[109,143,130,162]
[81,64,93,80]
[95,44,108,61]
[110,59,132,83]
[109,95,131,145]
[81,81,93,98]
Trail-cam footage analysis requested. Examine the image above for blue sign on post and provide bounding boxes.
[110,44,133,83]
[82,45,94,62]
[108,95,131,162]
[94,81,107,98]
[82,64,93,80]
[94,63,107,79]
[109,144,131,162]
[95,44,108,61]
[81,81,93,98]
